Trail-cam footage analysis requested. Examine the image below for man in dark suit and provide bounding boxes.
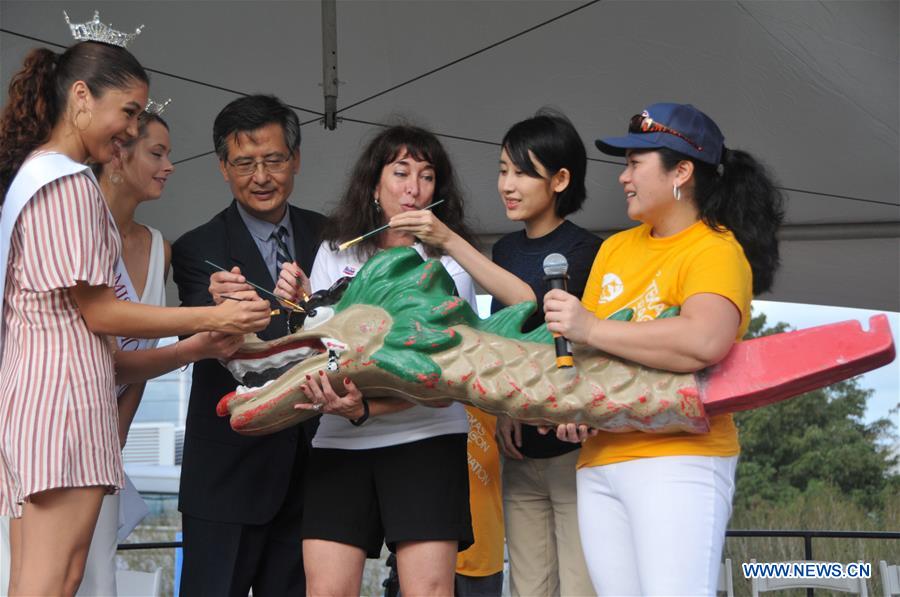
[172,95,325,596]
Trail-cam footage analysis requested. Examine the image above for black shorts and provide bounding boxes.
[301,433,473,558]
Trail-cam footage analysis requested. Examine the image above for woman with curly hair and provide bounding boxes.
[277,124,477,596]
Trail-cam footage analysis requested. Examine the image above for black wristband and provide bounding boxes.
[349,398,370,427]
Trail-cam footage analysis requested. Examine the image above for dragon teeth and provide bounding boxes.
[225,345,321,379]
[235,379,276,396]
[322,337,348,353]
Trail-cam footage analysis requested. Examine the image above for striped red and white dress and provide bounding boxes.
[0,168,123,518]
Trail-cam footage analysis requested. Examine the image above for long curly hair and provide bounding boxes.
[0,41,148,200]
[321,124,475,259]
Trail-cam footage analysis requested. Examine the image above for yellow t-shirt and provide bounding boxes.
[456,406,505,577]
[577,220,752,469]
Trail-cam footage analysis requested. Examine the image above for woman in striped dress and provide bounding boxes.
[0,42,271,596]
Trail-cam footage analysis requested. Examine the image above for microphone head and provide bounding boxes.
[542,253,569,277]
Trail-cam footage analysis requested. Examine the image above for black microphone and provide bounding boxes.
[543,253,574,368]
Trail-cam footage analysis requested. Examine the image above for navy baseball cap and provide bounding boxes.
[595,103,725,165]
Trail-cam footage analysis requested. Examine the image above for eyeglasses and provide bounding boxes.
[227,154,293,177]
[629,112,703,152]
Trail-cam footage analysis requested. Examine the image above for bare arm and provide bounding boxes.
[116,382,146,448]
[163,239,172,281]
[366,397,416,416]
[71,283,271,338]
[114,332,245,385]
[389,210,535,306]
[114,330,243,445]
[540,292,740,443]
[543,290,741,373]
[495,415,524,459]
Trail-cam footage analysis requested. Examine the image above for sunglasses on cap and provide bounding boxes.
[629,111,703,152]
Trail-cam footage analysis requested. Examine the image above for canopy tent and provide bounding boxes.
[2,0,897,310]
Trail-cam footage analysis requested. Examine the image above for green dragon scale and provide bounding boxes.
[217,247,706,436]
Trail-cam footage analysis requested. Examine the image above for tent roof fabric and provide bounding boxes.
[2,0,897,310]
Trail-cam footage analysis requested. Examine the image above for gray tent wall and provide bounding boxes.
[2,1,897,310]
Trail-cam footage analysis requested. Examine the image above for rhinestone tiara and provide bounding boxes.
[145,98,172,116]
[63,10,144,48]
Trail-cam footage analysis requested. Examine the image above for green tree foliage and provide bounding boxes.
[733,312,899,515]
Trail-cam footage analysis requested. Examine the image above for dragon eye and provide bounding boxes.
[303,306,335,330]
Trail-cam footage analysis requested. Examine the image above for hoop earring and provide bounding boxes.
[73,108,93,132]
[673,184,682,201]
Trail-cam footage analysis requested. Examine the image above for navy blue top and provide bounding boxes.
[491,219,602,459]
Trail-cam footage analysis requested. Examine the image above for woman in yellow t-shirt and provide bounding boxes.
[543,103,784,595]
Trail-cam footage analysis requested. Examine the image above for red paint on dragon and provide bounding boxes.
[416,373,440,388]
[213,248,895,437]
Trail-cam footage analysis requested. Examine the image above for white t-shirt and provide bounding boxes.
[309,242,474,450]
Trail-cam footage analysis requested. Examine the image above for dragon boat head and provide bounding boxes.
[214,246,896,437]
[217,247,497,435]
[216,247,723,437]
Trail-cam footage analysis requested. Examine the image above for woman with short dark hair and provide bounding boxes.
[388,109,601,596]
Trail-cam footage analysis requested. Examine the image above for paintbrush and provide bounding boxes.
[205,260,305,312]
[338,199,446,252]
[221,294,283,316]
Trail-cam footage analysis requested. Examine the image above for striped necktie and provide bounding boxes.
[272,225,293,270]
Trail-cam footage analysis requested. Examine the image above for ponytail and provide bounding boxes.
[0,48,59,200]
[0,41,149,201]
[704,149,785,294]
[659,147,785,294]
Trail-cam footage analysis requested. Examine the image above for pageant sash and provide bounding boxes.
[0,153,99,361]
[112,257,160,396]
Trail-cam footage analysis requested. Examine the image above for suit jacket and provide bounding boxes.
[172,200,326,524]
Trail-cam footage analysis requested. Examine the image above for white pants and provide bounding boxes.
[576,455,738,596]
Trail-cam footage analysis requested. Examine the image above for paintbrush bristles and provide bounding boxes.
[338,235,365,252]
[337,199,446,252]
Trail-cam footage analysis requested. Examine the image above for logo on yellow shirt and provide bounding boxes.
[601,270,669,321]
[599,273,624,304]
[466,410,493,486]
[628,279,667,321]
